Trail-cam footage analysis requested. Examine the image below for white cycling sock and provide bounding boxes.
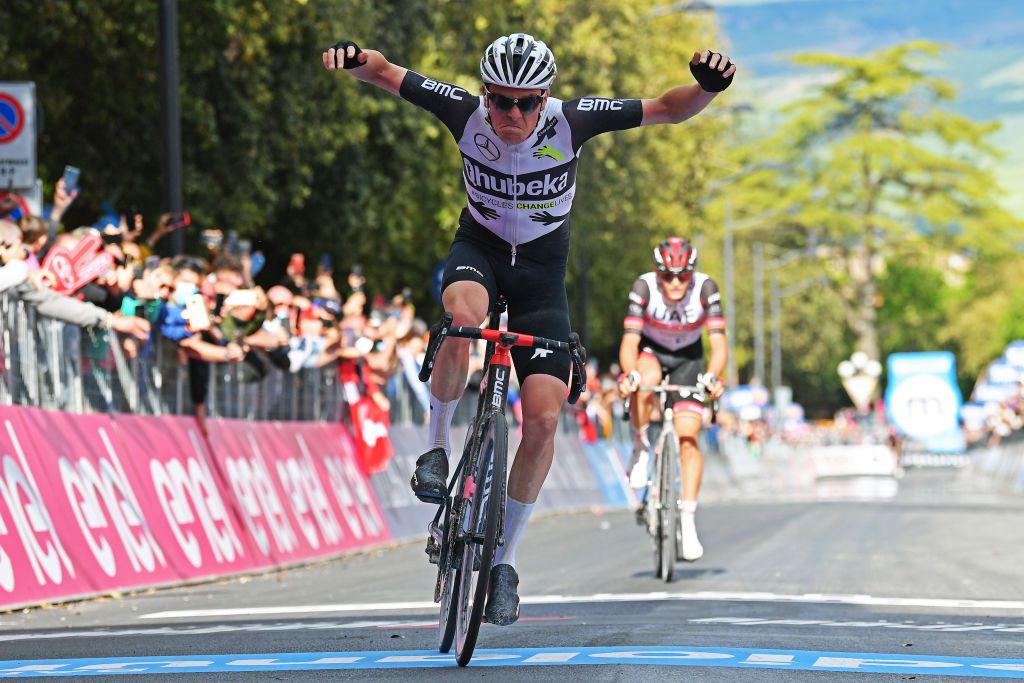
[428,393,457,457]
[493,497,533,570]
[679,499,703,560]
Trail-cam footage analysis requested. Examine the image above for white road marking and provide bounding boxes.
[138,591,1024,620]
[690,616,1024,633]
[0,620,434,643]
[0,617,573,643]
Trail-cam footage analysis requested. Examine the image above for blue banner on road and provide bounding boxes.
[5,646,1024,677]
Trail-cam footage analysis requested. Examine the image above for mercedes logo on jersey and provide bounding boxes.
[474,133,501,162]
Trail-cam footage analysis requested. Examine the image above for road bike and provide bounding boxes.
[418,296,586,666]
[629,379,716,582]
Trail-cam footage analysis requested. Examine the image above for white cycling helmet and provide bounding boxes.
[480,33,557,90]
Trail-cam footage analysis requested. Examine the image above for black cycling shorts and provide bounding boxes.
[441,216,571,384]
[638,335,706,412]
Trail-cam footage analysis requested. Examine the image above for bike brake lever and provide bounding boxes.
[567,332,586,405]
[418,312,454,383]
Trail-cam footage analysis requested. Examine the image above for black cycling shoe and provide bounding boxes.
[483,564,520,626]
[410,447,449,503]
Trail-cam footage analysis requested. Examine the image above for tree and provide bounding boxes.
[733,41,1016,366]
[724,41,1019,405]
[1,0,728,342]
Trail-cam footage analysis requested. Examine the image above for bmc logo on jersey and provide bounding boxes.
[577,98,624,112]
[421,78,466,101]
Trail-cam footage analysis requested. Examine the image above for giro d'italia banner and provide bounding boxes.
[885,352,966,454]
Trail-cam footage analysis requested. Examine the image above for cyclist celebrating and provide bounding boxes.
[324,34,735,623]
[618,237,727,561]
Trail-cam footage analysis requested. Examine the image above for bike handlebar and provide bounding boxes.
[448,325,570,351]
[624,384,720,424]
[418,312,588,405]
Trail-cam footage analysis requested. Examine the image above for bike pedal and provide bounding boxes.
[425,537,441,565]
[413,490,446,505]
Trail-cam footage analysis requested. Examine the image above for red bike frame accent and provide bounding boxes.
[477,328,536,348]
[489,344,512,367]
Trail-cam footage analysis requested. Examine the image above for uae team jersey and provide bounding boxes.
[399,70,644,261]
[623,272,727,351]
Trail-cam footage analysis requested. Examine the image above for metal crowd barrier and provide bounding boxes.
[0,294,590,436]
[1,294,388,423]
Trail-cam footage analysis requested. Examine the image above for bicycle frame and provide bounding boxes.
[425,301,585,558]
[633,381,717,581]
[419,296,587,665]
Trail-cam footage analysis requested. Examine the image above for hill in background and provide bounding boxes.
[716,0,1024,217]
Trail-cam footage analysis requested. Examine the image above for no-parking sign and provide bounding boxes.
[885,351,965,453]
[0,82,36,188]
[0,178,42,219]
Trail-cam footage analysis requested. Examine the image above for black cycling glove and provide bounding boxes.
[689,52,734,93]
[331,40,366,70]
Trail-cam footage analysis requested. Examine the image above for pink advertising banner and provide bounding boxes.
[204,420,390,566]
[0,406,97,605]
[0,406,389,611]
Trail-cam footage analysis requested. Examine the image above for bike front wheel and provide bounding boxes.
[437,517,460,652]
[655,429,679,582]
[438,425,480,653]
[455,410,508,666]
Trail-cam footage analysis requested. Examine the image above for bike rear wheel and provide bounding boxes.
[455,410,508,666]
[655,429,679,582]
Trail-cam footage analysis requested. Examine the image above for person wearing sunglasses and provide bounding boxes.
[323,32,735,626]
[617,237,727,562]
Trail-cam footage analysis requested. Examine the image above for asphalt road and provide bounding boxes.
[3,468,1024,681]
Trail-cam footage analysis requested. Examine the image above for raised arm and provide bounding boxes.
[641,50,736,126]
[322,40,407,96]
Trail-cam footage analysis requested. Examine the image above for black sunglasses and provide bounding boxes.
[485,87,545,114]
[658,271,692,282]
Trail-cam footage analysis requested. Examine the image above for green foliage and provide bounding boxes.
[876,258,949,355]
[1,0,728,345]
[722,40,1024,411]
[7,5,1019,416]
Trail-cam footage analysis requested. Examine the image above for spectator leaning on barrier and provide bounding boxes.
[155,256,245,428]
[156,256,246,364]
[288,304,339,372]
[17,216,48,272]
[1,219,150,340]
[0,220,30,293]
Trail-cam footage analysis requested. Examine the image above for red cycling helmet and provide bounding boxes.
[653,237,697,274]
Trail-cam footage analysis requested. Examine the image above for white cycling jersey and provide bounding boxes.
[399,70,643,263]
[624,272,726,351]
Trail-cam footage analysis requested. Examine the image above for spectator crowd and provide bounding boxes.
[0,173,432,434]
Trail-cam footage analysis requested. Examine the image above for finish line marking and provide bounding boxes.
[140,591,1024,620]
[3,646,1024,677]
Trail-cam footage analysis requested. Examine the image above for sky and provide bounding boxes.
[712,0,1024,216]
